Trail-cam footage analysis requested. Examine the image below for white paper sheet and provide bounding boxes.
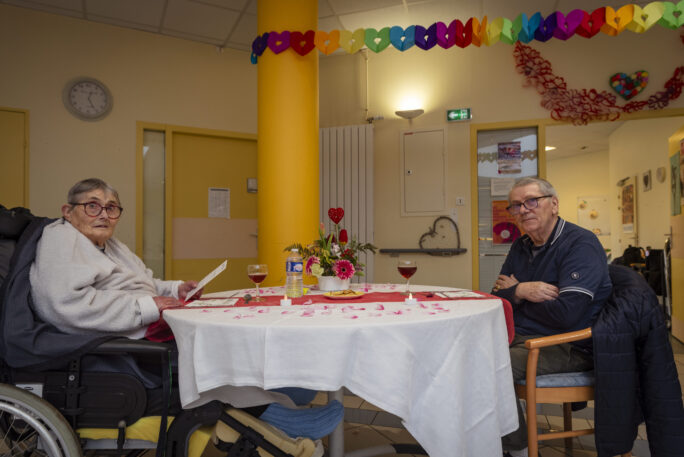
[184,260,227,302]
[185,298,238,307]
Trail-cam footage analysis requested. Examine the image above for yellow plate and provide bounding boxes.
[322,290,365,299]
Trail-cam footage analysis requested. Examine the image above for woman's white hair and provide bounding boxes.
[67,178,120,204]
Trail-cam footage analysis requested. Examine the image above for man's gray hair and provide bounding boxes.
[67,178,120,204]
[510,177,558,198]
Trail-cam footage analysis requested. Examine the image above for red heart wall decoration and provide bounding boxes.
[610,71,649,100]
[290,30,315,56]
[328,207,344,224]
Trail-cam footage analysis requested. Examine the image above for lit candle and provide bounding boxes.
[404,292,417,306]
[280,294,292,307]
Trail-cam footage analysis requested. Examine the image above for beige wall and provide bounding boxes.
[4,3,684,287]
[547,150,610,250]
[608,117,684,256]
[0,5,256,247]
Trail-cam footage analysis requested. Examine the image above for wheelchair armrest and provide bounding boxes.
[88,337,174,355]
[523,327,592,350]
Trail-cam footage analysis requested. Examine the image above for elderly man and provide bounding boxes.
[493,177,612,457]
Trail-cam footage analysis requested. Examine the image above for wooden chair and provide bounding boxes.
[513,328,632,457]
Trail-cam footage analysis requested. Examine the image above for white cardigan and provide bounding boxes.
[30,219,181,338]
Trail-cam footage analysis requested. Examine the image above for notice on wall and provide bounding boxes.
[672,152,682,216]
[491,200,521,244]
[209,187,230,219]
[621,182,635,233]
[577,196,610,236]
[490,177,516,197]
[497,142,522,174]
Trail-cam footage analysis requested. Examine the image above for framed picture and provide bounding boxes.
[620,176,637,234]
[642,170,652,192]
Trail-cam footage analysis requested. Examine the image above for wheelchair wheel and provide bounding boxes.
[0,383,82,456]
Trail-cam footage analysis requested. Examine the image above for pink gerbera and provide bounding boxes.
[305,256,320,275]
[333,259,355,280]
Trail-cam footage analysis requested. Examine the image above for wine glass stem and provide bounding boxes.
[256,283,260,299]
[406,279,410,294]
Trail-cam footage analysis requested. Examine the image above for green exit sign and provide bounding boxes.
[446,108,472,122]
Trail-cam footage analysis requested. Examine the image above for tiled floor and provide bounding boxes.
[306,335,684,457]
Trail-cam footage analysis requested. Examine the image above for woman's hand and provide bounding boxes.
[153,296,185,312]
[178,281,202,301]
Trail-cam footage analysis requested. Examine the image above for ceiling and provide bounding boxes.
[546,121,624,161]
[1,0,639,53]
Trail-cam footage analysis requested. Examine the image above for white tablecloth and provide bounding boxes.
[163,284,518,457]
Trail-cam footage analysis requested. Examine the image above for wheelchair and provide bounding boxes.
[0,206,326,457]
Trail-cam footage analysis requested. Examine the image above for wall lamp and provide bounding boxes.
[395,109,424,120]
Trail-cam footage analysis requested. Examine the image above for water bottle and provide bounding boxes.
[285,248,304,298]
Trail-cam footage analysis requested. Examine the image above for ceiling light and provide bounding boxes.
[395,109,424,120]
[545,146,556,151]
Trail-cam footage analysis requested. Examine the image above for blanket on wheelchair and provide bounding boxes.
[0,217,114,370]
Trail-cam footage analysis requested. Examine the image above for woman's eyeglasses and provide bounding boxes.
[506,195,552,215]
[70,201,123,219]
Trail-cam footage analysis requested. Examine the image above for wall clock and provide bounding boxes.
[62,77,113,121]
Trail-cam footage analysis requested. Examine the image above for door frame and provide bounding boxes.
[135,122,257,279]
[0,106,30,207]
[469,108,684,291]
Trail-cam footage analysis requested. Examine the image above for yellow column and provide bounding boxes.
[258,0,319,286]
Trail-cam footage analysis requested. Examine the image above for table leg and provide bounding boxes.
[328,388,344,457]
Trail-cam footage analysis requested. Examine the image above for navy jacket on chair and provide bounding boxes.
[593,265,684,457]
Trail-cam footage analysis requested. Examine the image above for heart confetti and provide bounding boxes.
[328,207,344,224]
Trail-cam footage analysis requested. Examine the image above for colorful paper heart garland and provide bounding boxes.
[513,42,684,125]
[251,2,684,62]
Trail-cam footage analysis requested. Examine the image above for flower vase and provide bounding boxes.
[317,275,351,291]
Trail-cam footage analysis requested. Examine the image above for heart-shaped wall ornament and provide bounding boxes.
[339,28,365,53]
[267,31,291,54]
[252,32,269,56]
[315,30,340,55]
[365,27,391,53]
[576,7,606,38]
[610,70,649,100]
[628,3,664,33]
[389,25,415,51]
[418,216,462,254]
[290,30,315,56]
[327,207,344,224]
[601,4,634,36]
[659,0,684,29]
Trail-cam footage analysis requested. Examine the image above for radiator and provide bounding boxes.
[319,124,375,283]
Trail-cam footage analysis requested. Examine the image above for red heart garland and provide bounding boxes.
[290,30,315,56]
[328,207,344,224]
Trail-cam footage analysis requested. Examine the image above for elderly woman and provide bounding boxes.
[30,178,199,339]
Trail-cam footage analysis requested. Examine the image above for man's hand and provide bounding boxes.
[153,296,185,312]
[493,274,519,292]
[514,281,559,303]
[178,281,202,301]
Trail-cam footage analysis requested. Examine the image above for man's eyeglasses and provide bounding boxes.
[70,201,123,219]
[506,195,552,215]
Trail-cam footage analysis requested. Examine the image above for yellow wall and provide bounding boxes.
[0,5,256,248]
[547,150,610,250]
[3,3,684,288]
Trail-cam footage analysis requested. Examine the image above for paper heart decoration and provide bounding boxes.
[552,9,585,40]
[290,30,315,56]
[252,32,269,56]
[452,19,471,48]
[415,23,438,50]
[515,12,542,43]
[484,16,506,46]
[627,3,664,33]
[495,17,516,44]
[340,28,365,54]
[315,30,340,55]
[467,17,483,47]
[534,13,556,42]
[658,0,684,29]
[328,207,344,224]
[601,5,633,36]
[435,21,455,49]
[365,27,391,53]
[610,71,649,100]
[390,26,415,51]
[576,8,606,38]
[267,31,291,54]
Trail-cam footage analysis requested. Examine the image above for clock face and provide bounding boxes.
[63,78,112,120]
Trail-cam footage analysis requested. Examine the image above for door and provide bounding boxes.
[668,125,684,341]
[0,108,29,208]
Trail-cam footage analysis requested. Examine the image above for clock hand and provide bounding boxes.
[87,92,96,109]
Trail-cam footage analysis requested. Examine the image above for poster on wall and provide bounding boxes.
[497,142,522,174]
[672,151,682,216]
[492,200,521,244]
[621,180,636,233]
[680,139,684,206]
[577,196,610,236]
